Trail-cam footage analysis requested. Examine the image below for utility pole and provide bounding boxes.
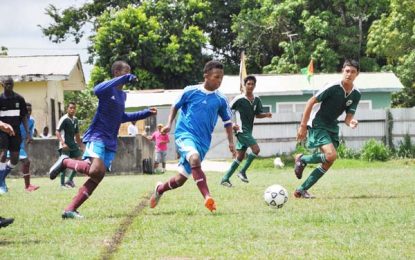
[283,31,298,67]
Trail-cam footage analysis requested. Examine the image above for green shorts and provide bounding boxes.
[235,132,257,151]
[60,147,83,158]
[306,127,339,149]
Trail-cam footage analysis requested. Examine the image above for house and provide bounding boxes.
[125,72,404,121]
[123,72,404,159]
[0,55,86,134]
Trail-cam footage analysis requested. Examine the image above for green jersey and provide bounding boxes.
[57,114,80,150]
[309,81,361,133]
[230,94,264,134]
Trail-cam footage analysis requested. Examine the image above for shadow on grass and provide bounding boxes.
[0,239,42,246]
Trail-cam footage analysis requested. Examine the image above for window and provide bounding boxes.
[277,102,307,113]
[262,105,271,113]
[358,100,372,110]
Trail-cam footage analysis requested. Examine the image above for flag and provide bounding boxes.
[301,59,314,84]
[239,51,247,93]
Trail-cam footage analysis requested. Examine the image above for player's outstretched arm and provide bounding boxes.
[94,74,136,96]
[122,107,157,123]
[256,112,272,119]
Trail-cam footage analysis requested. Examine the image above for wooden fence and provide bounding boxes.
[205,108,415,159]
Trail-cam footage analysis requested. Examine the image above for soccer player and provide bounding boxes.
[294,59,361,198]
[48,61,157,218]
[0,78,31,194]
[56,102,85,188]
[15,103,39,192]
[221,75,272,187]
[147,123,170,173]
[149,60,236,212]
[0,120,15,227]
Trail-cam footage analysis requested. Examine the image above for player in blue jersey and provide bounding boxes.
[48,61,157,219]
[149,60,236,212]
[10,103,40,192]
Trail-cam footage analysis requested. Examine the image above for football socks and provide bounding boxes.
[239,153,257,174]
[299,166,326,191]
[222,159,240,181]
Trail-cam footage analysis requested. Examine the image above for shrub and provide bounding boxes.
[396,134,415,158]
[360,139,391,161]
[337,141,360,159]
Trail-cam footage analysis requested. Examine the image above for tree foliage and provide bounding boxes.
[367,0,415,107]
[41,0,415,110]
[90,2,208,89]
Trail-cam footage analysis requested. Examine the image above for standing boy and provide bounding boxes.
[0,78,31,194]
[294,59,361,198]
[149,60,236,212]
[221,75,272,187]
[148,123,170,173]
[56,102,84,188]
[49,61,157,218]
[16,103,39,191]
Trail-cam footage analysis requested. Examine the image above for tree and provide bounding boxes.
[90,3,208,89]
[232,0,388,74]
[367,0,415,107]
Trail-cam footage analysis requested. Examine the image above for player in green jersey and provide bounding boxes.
[221,75,272,187]
[56,102,85,188]
[294,59,361,198]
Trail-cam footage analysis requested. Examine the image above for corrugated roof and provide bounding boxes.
[125,72,404,108]
[0,55,85,83]
[220,72,404,96]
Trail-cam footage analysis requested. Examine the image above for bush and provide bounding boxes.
[337,141,360,159]
[360,139,391,161]
[396,134,415,158]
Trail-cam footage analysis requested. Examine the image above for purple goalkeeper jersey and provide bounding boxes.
[83,74,152,151]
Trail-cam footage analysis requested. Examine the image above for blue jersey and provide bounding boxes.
[19,116,34,139]
[83,74,152,151]
[174,84,232,151]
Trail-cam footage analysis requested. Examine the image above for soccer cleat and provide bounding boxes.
[294,154,307,179]
[149,182,163,208]
[293,189,316,199]
[25,184,40,192]
[62,211,84,219]
[65,180,76,188]
[49,155,69,180]
[220,180,233,188]
[0,217,14,228]
[204,196,216,212]
[237,172,249,183]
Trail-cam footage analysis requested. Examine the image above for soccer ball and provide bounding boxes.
[264,184,288,209]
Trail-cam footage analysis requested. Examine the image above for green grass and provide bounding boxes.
[1,159,414,259]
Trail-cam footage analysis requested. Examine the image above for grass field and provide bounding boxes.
[1,159,414,259]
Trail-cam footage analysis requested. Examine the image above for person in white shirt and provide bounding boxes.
[127,121,138,136]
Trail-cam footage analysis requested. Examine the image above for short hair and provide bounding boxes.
[2,77,14,87]
[67,101,76,108]
[26,102,32,107]
[111,61,130,76]
[343,59,360,72]
[244,75,257,85]
[203,60,224,74]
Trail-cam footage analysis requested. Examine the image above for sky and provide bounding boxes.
[0,0,93,81]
